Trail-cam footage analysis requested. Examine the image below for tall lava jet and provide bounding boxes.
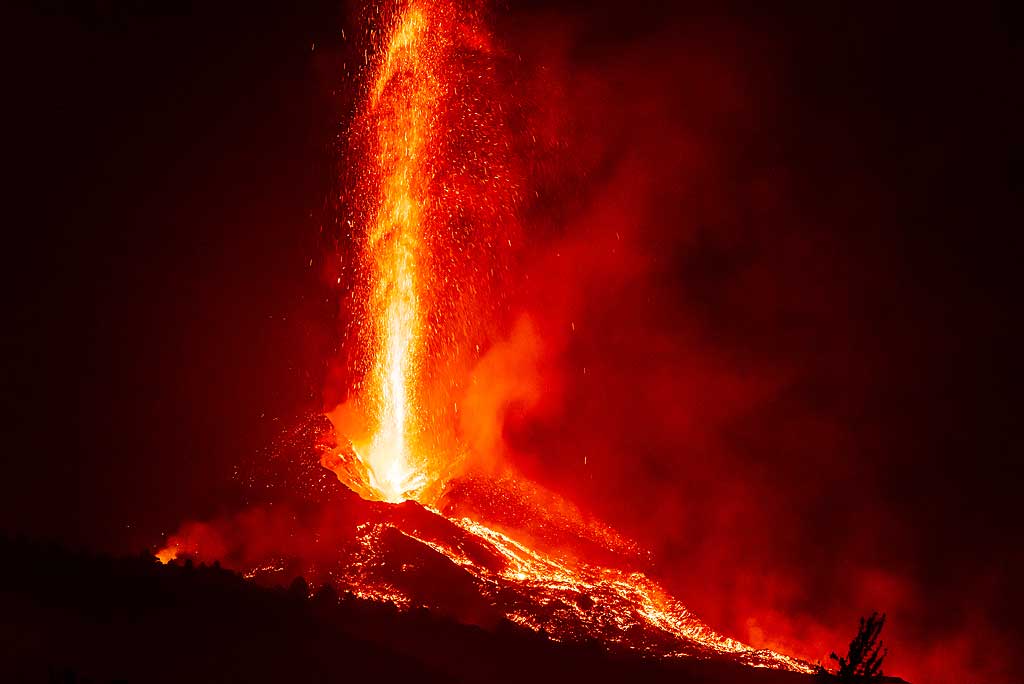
[322,0,518,505]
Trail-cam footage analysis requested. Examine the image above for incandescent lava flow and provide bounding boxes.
[160,0,812,674]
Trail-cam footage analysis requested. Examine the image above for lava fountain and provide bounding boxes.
[322,0,518,504]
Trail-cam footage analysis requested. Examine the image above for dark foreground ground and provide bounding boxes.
[0,536,834,684]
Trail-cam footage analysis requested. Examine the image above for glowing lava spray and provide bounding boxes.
[323,0,519,503]
[355,4,434,502]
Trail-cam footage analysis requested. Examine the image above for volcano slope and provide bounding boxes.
[0,481,909,684]
[155,477,817,672]
[1,533,824,684]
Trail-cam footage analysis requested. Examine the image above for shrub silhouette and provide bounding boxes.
[825,612,888,682]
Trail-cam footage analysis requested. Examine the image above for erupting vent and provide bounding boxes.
[160,0,814,674]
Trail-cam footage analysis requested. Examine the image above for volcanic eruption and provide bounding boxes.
[158,0,814,673]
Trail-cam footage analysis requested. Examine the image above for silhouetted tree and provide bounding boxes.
[824,612,888,682]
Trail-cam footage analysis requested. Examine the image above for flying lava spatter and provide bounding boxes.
[341,2,434,502]
[322,0,517,504]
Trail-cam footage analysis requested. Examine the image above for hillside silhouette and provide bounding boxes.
[0,535,823,684]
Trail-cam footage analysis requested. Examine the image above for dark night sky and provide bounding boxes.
[2,1,1021,681]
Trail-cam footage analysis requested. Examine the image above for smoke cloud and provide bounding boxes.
[459,4,1021,682]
